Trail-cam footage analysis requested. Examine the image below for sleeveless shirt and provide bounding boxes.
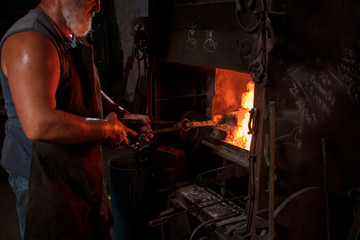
[0,9,80,178]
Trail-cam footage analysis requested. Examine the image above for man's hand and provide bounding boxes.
[104,112,138,147]
[123,113,154,140]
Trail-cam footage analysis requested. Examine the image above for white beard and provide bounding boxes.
[62,0,92,37]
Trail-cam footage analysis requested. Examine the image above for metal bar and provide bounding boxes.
[246,108,260,234]
[322,138,331,240]
[119,118,177,125]
[148,126,180,134]
[190,120,217,128]
[269,102,276,240]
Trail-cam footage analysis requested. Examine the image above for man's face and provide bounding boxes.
[61,0,100,37]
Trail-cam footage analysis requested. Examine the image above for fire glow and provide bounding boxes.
[211,69,254,150]
[226,82,254,150]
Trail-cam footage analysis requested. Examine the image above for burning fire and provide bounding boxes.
[225,82,254,150]
[212,69,254,150]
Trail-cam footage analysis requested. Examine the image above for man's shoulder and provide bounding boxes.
[4,30,54,49]
[3,31,59,73]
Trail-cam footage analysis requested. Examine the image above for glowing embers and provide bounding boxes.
[211,69,254,150]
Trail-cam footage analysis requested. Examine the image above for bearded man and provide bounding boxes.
[0,0,151,239]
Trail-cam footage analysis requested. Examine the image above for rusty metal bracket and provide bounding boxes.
[248,107,260,135]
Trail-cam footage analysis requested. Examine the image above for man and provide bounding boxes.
[0,0,151,239]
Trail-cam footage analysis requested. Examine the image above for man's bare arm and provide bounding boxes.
[1,31,136,146]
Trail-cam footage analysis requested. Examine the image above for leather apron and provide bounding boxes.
[24,8,113,240]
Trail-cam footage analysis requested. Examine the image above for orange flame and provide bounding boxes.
[224,82,254,150]
[211,69,254,150]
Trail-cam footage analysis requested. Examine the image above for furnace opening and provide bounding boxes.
[211,69,254,150]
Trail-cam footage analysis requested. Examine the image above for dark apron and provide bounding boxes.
[24,39,113,239]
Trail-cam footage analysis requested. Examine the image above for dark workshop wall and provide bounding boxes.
[4,0,40,13]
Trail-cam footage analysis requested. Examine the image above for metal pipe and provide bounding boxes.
[269,102,276,240]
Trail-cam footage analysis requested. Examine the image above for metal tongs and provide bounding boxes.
[149,119,218,135]
[119,118,218,135]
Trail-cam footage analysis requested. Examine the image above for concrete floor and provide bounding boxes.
[0,168,20,240]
